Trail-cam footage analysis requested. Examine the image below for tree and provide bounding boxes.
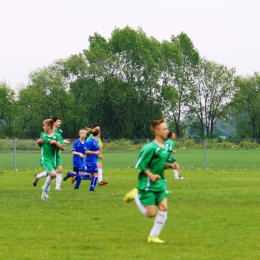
[0,81,15,137]
[232,73,260,139]
[169,32,200,136]
[189,59,236,136]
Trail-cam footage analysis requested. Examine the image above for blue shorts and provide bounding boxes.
[85,162,98,174]
[73,166,85,173]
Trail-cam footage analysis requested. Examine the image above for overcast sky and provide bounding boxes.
[1,0,260,90]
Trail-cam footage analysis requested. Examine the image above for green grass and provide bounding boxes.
[1,152,260,259]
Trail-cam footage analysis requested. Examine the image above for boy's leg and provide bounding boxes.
[89,174,98,191]
[148,198,168,243]
[55,166,63,191]
[33,171,47,186]
[41,170,56,200]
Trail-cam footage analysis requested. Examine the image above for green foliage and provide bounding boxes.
[183,139,196,148]
[103,139,145,151]
[239,140,259,149]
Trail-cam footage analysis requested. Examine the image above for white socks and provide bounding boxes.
[98,168,103,183]
[149,211,167,238]
[43,176,53,191]
[55,173,62,189]
[173,170,179,179]
[36,171,47,179]
[134,194,148,217]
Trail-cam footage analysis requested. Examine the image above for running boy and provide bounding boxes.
[124,119,176,243]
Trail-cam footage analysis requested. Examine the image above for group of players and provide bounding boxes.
[33,116,182,244]
[33,116,108,201]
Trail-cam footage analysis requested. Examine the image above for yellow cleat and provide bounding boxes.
[148,236,165,243]
[123,188,138,203]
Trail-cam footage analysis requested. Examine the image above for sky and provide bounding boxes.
[1,0,260,90]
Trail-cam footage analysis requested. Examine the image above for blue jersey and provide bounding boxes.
[86,138,100,163]
[72,139,87,167]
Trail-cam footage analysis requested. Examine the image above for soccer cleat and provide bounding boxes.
[148,236,165,243]
[71,176,76,184]
[63,172,71,181]
[42,187,49,199]
[99,180,108,186]
[41,193,47,201]
[33,174,39,186]
[124,188,138,203]
[175,176,184,180]
[55,188,62,191]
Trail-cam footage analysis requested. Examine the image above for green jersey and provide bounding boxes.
[39,132,65,167]
[165,138,175,163]
[135,141,168,192]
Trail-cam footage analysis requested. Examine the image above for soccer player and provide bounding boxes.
[85,127,101,191]
[63,129,91,189]
[33,116,70,190]
[124,119,176,243]
[165,132,183,180]
[37,119,65,200]
[87,124,108,186]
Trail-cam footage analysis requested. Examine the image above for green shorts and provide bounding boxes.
[138,189,168,206]
[56,156,62,167]
[43,161,56,174]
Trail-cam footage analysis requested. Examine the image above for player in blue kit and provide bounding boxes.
[63,129,90,189]
[85,127,101,192]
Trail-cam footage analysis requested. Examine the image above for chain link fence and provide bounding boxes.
[1,138,260,172]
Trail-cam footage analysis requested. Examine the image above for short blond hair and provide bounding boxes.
[151,119,166,133]
[43,119,54,128]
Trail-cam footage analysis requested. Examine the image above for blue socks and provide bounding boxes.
[89,176,98,191]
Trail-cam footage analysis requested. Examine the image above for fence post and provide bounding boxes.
[13,139,17,171]
[204,139,207,170]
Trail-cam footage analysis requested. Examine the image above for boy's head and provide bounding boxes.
[52,116,61,128]
[168,132,176,140]
[79,129,87,139]
[43,119,54,132]
[151,119,169,140]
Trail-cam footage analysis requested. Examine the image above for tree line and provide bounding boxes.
[0,26,259,139]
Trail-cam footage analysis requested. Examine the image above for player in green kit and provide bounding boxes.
[165,132,183,180]
[33,116,70,190]
[124,119,176,243]
[37,119,65,200]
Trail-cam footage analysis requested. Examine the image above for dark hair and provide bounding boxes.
[168,132,173,138]
[92,123,100,128]
[52,116,61,122]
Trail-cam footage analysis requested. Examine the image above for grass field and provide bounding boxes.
[1,151,260,259]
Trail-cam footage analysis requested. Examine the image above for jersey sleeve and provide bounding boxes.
[56,133,66,147]
[135,144,154,171]
[72,140,79,151]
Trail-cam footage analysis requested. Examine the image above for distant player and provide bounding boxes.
[124,119,176,243]
[165,132,183,180]
[85,127,101,191]
[33,116,70,190]
[37,119,65,200]
[87,124,108,186]
[63,129,91,189]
